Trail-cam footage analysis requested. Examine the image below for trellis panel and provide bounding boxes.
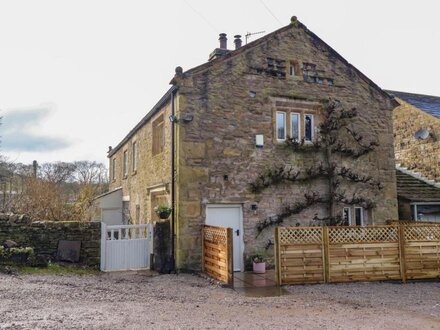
[327,226,401,282]
[403,225,440,280]
[275,224,440,285]
[277,227,325,285]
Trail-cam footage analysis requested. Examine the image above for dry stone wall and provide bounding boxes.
[0,214,101,266]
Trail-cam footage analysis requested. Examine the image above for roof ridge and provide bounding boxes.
[396,165,440,188]
[385,89,440,99]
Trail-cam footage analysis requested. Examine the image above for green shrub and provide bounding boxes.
[0,246,35,265]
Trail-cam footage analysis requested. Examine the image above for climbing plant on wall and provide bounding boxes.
[250,99,383,236]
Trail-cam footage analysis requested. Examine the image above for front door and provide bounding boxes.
[205,204,244,271]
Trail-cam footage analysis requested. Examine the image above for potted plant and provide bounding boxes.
[252,254,266,274]
[154,204,172,220]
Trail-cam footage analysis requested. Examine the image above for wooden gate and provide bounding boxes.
[201,225,233,286]
[100,223,153,271]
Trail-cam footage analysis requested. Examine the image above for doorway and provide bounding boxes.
[205,204,244,271]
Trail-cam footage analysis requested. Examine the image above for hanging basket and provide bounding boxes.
[158,211,171,220]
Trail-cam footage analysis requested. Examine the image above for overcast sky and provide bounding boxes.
[1,0,439,165]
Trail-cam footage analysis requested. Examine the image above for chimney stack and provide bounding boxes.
[208,33,231,61]
[219,33,227,49]
[234,35,242,50]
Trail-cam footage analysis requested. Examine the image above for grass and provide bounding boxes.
[19,262,100,276]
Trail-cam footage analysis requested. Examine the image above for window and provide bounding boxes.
[412,204,440,222]
[290,113,300,141]
[273,100,321,142]
[123,150,128,177]
[112,158,116,180]
[354,207,364,226]
[132,142,137,172]
[343,207,351,226]
[276,111,286,140]
[152,115,165,155]
[304,114,314,142]
[135,205,140,223]
[289,61,300,77]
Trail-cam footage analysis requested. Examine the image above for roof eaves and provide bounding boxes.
[396,165,440,188]
[108,85,178,158]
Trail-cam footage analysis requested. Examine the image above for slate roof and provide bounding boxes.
[386,90,440,119]
[396,168,440,202]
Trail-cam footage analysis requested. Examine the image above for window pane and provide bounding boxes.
[132,142,137,171]
[112,159,116,179]
[291,113,299,140]
[343,207,351,226]
[305,115,313,141]
[276,112,285,140]
[123,151,128,176]
[416,204,440,222]
[355,208,362,226]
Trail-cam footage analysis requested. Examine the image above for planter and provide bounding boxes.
[253,261,266,274]
[158,211,171,220]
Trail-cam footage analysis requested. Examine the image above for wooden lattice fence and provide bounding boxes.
[404,224,440,280]
[275,224,440,285]
[201,225,233,286]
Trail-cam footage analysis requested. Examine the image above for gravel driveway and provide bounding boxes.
[0,271,439,329]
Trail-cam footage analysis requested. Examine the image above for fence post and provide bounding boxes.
[226,227,234,286]
[398,225,407,283]
[274,227,281,286]
[100,222,106,271]
[322,226,330,283]
[201,225,205,273]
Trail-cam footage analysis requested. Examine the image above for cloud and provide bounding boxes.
[1,104,71,152]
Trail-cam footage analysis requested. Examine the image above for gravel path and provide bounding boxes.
[0,271,439,329]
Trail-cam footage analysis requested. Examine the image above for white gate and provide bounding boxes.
[100,223,153,271]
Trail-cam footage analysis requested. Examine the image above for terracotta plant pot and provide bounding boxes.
[253,262,266,274]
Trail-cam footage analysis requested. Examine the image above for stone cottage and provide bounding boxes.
[389,90,440,221]
[101,17,399,271]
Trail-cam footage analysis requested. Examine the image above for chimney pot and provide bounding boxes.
[219,33,227,49]
[234,35,242,50]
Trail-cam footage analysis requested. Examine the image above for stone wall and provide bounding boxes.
[0,214,101,266]
[393,98,440,182]
[174,19,398,269]
[108,102,173,224]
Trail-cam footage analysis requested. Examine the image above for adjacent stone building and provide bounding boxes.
[388,90,440,221]
[102,17,399,270]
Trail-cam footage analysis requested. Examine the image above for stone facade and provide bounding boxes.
[108,102,173,224]
[393,98,440,182]
[108,18,399,271]
[0,214,101,266]
[174,19,398,269]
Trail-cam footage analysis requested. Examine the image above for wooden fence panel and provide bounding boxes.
[277,227,325,285]
[327,226,401,282]
[403,225,440,280]
[201,225,233,286]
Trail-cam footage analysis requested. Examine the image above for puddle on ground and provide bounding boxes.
[234,286,290,297]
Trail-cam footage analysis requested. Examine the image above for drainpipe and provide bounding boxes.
[170,89,176,272]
